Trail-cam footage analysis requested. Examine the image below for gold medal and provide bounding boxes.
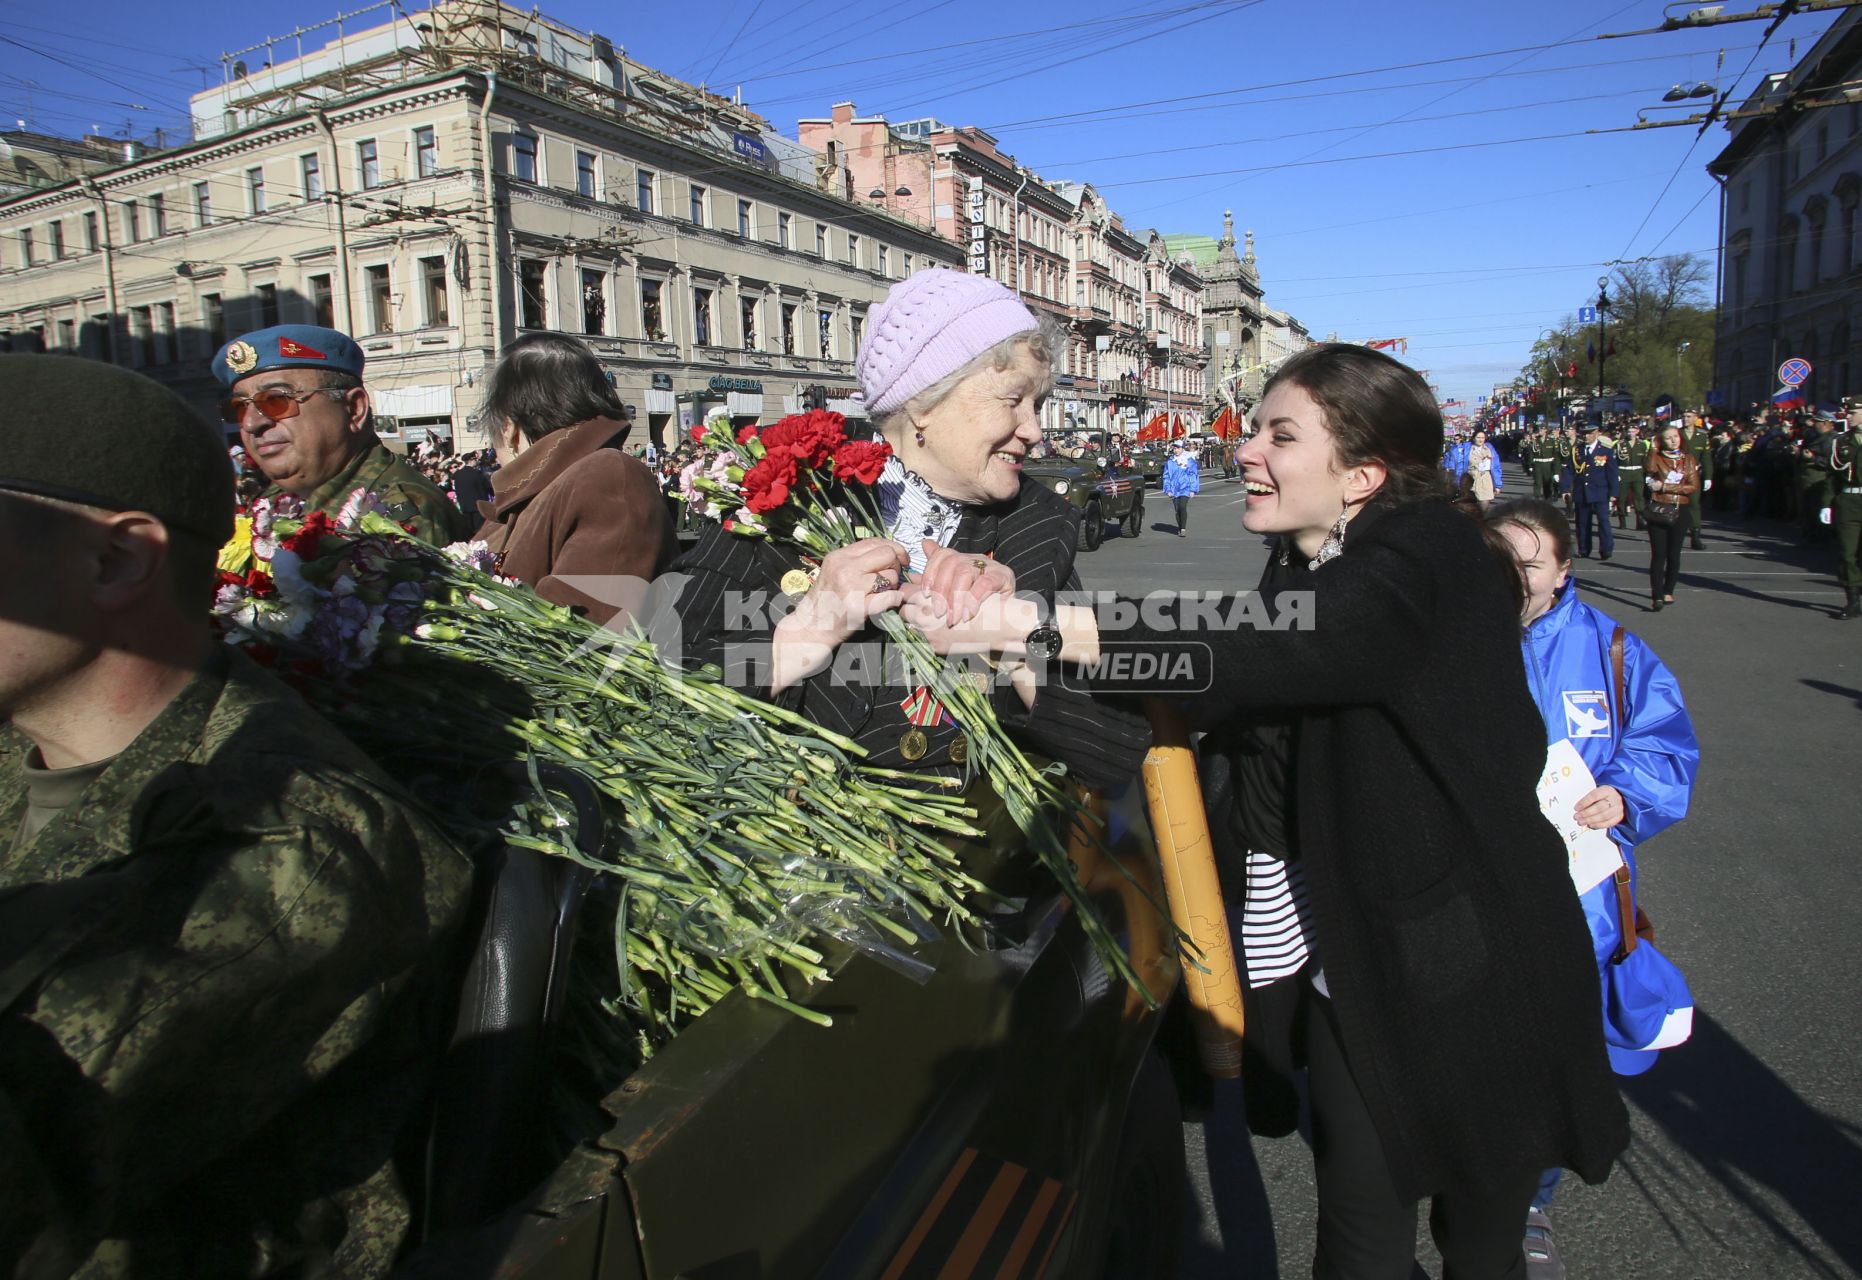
[949,737,969,765]
[779,568,813,597]
[900,728,928,761]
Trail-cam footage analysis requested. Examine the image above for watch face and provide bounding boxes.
[1026,623,1063,662]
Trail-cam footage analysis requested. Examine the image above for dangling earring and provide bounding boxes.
[1309,505,1350,570]
[914,426,926,448]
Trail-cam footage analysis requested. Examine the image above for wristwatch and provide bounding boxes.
[1024,621,1063,663]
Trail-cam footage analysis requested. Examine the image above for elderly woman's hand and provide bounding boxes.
[915,539,1017,626]
[769,538,908,693]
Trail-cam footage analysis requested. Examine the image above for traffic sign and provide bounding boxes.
[1578,307,1598,324]
[1779,357,1812,386]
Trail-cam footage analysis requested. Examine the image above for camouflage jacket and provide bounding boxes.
[0,649,473,1278]
[276,438,465,545]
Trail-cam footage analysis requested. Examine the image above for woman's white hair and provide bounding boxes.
[872,314,1067,432]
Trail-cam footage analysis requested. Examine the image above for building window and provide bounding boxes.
[248,166,266,213]
[1844,204,1857,274]
[129,306,151,366]
[56,318,74,350]
[816,224,827,257]
[877,244,888,276]
[517,259,547,329]
[581,268,606,334]
[738,198,753,237]
[781,302,797,355]
[576,150,596,198]
[641,278,664,340]
[123,201,139,243]
[818,307,833,357]
[421,255,449,326]
[302,154,323,199]
[256,282,280,328]
[202,292,224,346]
[1817,121,1829,163]
[741,296,759,349]
[847,232,860,267]
[415,126,438,178]
[904,251,912,274]
[18,227,33,265]
[83,211,97,251]
[195,181,213,224]
[366,263,394,332]
[778,211,791,248]
[309,274,334,328]
[358,139,381,189]
[636,167,656,213]
[851,311,863,353]
[154,302,175,364]
[48,220,63,260]
[513,133,537,183]
[693,287,713,346]
[689,184,707,226]
[149,193,165,237]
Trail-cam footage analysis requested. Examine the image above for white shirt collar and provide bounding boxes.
[876,456,965,574]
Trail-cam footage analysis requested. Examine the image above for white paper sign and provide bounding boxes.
[1537,738,1623,895]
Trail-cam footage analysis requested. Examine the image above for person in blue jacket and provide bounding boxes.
[1442,431,1472,484]
[1488,497,1699,1280]
[1559,415,1620,560]
[1161,439,1201,536]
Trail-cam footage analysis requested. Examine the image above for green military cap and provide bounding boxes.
[0,354,235,543]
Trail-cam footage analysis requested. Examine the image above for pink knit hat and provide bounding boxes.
[857,269,1040,415]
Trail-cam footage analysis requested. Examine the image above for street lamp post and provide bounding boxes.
[1596,275,1611,406]
[1537,326,1561,425]
[1676,340,1691,401]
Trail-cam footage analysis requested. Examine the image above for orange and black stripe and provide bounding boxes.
[880,1148,1078,1280]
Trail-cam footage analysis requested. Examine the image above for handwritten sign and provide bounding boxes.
[1537,738,1622,895]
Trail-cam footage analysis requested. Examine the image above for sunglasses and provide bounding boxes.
[221,386,346,425]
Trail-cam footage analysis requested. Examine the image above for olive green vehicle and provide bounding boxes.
[1020,457,1148,551]
[394,777,1186,1280]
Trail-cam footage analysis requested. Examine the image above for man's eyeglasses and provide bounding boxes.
[220,386,346,425]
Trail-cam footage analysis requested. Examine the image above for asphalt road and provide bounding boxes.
[1072,466,1862,1280]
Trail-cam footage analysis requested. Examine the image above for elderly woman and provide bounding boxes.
[473,333,677,629]
[671,269,1149,788]
[901,344,1629,1280]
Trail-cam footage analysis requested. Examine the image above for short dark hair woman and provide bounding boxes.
[473,332,676,628]
[901,343,1629,1278]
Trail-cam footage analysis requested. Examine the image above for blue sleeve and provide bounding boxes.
[1490,450,1505,490]
[1606,453,1620,498]
[1596,634,1699,848]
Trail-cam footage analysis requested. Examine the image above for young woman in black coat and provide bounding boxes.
[902,343,1629,1280]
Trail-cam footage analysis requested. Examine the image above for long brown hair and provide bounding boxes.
[1262,343,1449,507]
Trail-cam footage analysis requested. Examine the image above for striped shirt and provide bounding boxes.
[1237,849,1314,989]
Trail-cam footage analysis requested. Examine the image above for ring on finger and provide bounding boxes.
[869,573,893,594]
[970,558,989,572]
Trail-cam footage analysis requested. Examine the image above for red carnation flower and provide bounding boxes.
[281,511,335,560]
[736,423,759,445]
[793,409,846,466]
[741,450,800,514]
[690,422,709,443]
[832,438,892,485]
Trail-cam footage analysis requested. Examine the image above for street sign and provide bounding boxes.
[1578,307,1598,324]
[1779,357,1812,386]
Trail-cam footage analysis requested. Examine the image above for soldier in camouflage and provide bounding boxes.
[0,355,473,1277]
[215,324,466,544]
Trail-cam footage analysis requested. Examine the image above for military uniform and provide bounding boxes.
[1817,424,1862,617]
[1682,425,1714,547]
[0,649,473,1276]
[276,438,465,545]
[1560,436,1619,559]
[1531,437,1561,501]
[1616,434,1651,529]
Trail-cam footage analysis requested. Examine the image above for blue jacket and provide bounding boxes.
[1522,579,1699,1073]
[1466,442,1504,491]
[1560,443,1619,505]
[1162,452,1201,497]
[1442,439,1472,478]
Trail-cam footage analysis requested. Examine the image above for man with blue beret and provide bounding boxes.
[214,324,464,543]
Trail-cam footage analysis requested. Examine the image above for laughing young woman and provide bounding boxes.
[903,343,1629,1280]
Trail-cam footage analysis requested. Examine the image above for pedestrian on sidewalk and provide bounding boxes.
[1645,425,1701,611]
[1163,438,1200,536]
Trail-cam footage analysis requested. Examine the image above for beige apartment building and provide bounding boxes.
[0,0,957,451]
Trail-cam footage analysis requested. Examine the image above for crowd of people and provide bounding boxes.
[0,275,1734,1280]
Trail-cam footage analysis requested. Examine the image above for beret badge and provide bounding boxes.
[224,340,259,375]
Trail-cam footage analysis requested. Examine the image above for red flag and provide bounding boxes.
[1566,361,1578,378]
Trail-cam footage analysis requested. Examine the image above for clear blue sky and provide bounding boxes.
[0,0,1837,402]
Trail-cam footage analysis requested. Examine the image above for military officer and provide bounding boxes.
[215,324,465,543]
[1531,430,1561,501]
[1816,396,1862,619]
[1681,412,1715,550]
[1560,415,1619,559]
[0,355,473,1274]
[1616,422,1651,529]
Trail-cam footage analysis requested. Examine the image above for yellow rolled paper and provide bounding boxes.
[1142,699,1245,1078]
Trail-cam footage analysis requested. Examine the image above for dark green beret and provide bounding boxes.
[0,354,235,544]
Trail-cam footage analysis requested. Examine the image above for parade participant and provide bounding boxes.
[1616,422,1650,530]
[1645,424,1701,610]
[1681,412,1714,550]
[1532,430,1562,502]
[1486,497,1698,1280]
[903,343,1628,1280]
[1561,416,1619,560]
[472,333,677,630]
[216,324,464,544]
[673,268,1151,789]
[1815,396,1862,619]
[1466,428,1502,502]
[0,356,473,1277]
[1163,438,1201,536]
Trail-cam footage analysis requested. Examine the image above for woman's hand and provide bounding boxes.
[899,586,1038,657]
[1574,784,1627,830]
[915,539,1017,625]
[769,538,908,692]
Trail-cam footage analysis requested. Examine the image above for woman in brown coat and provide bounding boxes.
[473,334,677,630]
[1645,423,1701,611]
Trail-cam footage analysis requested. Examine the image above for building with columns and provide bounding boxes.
[0,1,956,450]
[1165,213,1311,423]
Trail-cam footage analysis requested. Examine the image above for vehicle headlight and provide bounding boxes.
[1052,480,1070,495]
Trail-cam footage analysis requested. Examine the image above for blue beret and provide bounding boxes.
[213,325,365,388]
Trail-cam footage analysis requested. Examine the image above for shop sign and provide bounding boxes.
[966,175,987,275]
[708,375,763,393]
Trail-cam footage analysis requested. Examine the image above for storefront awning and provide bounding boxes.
[371,384,454,417]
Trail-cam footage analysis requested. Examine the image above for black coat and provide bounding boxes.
[670,477,1151,791]
[1085,499,1630,1196]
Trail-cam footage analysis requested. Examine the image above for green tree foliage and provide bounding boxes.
[1513,254,1717,417]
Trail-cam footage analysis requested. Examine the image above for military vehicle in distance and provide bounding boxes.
[1020,456,1147,551]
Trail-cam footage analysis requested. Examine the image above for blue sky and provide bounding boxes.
[0,0,1837,402]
